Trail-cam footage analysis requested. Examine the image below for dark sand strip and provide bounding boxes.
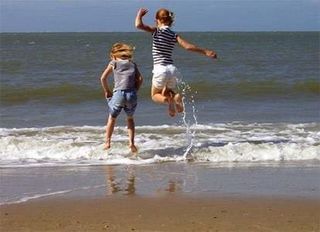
[1,196,319,232]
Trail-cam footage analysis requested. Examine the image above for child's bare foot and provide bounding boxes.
[174,94,184,113]
[129,144,138,154]
[104,140,111,150]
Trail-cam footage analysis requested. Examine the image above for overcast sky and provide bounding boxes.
[0,0,319,32]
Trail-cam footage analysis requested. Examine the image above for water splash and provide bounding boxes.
[178,81,198,159]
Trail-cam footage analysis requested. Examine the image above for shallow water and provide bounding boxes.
[1,163,319,205]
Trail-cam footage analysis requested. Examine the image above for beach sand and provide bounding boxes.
[1,163,320,231]
[1,196,319,232]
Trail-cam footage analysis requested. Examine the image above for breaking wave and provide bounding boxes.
[1,122,319,167]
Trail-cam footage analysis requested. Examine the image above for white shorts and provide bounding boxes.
[152,64,182,90]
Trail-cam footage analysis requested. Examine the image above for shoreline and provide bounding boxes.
[1,163,320,205]
[1,195,319,232]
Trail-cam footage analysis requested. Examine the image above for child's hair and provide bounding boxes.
[110,43,134,60]
[156,8,174,27]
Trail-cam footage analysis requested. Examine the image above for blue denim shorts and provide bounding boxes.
[107,89,137,118]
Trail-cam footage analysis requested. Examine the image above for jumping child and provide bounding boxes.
[100,43,143,153]
[135,8,217,117]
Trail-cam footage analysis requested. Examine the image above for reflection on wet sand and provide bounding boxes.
[105,166,183,196]
[165,180,182,193]
[106,166,136,195]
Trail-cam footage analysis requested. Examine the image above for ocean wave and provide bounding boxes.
[0,84,102,104]
[1,123,319,167]
[189,79,320,99]
[1,79,319,105]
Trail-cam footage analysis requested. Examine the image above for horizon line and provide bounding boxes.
[1,30,319,33]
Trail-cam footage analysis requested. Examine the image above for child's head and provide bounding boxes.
[155,8,174,27]
[110,43,134,60]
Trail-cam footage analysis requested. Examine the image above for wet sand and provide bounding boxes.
[1,196,319,232]
[1,163,320,231]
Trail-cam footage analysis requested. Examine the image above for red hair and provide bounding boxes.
[156,8,174,26]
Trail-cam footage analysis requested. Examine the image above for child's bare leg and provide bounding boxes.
[166,90,176,117]
[163,87,178,117]
[163,88,183,113]
[127,116,138,153]
[174,93,184,113]
[151,85,168,103]
[105,115,116,150]
[151,85,176,117]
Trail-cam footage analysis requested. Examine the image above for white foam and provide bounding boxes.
[0,123,319,167]
[0,190,73,205]
[1,184,107,205]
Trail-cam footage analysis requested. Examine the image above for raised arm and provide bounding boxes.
[177,35,217,59]
[100,64,113,98]
[135,8,156,33]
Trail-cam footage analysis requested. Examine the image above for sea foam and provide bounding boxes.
[0,123,319,167]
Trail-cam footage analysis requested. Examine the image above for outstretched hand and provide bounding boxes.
[137,8,148,17]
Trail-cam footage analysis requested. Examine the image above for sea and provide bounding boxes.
[0,32,319,204]
[1,31,319,166]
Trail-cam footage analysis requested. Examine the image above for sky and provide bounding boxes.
[0,0,319,32]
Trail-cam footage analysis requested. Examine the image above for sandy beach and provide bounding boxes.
[1,163,320,232]
[1,196,319,232]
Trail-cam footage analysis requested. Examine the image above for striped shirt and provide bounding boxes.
[152,26,177,65]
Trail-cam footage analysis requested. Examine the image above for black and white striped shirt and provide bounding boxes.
[152,26,177,65]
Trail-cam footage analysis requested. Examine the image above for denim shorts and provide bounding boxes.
[107,89,137,118]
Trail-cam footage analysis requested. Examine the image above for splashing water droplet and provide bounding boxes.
[178,81,198,159]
